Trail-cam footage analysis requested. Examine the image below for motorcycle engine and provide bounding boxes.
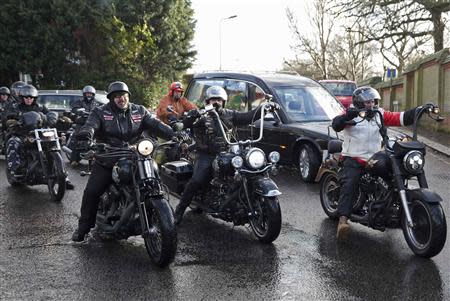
[213,152,236,180]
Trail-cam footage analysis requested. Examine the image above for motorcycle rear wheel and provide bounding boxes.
[47,152,66,202]
[143,197,177,267]
[319,172,340,219]
[402,198,447,258]
[249,196,281,244]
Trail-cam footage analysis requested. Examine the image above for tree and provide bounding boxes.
[332,0,450,52]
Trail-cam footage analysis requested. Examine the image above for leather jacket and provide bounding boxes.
[71,97,100,113]
[183,107,262,154]
[79,100,174,149]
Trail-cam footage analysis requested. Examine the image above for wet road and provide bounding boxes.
[0,149,449,300]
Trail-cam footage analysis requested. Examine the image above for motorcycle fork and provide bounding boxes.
[241,176,256,217]
[391,156,414,228]
[134,174,156,239]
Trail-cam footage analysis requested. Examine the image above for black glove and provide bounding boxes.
[186,109,200,119]
[267,102,281,111]
[345,107,359,120]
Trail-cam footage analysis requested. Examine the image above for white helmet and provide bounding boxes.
[204,86,228,106]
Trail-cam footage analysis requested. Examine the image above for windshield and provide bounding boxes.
[273,85,344,122]
[321,82,356,96]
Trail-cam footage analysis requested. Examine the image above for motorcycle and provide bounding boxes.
[62,107,91,162]
[6,111,67,202]
[80,140,177,267]
[316,103,447,257]
[160,101,283,243]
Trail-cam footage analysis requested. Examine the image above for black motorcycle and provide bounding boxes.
[81,140,177,267]
[61,107,91,161]
[160,102,283,243]
[317,103,446,257]
[6,111,67,202]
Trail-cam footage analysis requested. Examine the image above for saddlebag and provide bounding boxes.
[160,160,193,194]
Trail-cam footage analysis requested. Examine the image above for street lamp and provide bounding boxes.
[219,15,237,71]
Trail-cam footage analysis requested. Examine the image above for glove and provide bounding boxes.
[186,109,201,119]
[345,107,359,120]
[76,131,91,140]
[267,102,281,111]
[60,116,72,123]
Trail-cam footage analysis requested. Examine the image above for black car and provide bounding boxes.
[37,89,108,113]
[185,72,344,182]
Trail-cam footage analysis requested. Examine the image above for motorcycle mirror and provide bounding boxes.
[203,104,214,112]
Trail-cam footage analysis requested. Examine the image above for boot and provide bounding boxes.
[71,228,87,242]
[174,204,188,225]
[336,216,350,240]
[66,178,75,190]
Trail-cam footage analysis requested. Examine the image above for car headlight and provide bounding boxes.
[137,139,154,156]
[268,151,280,163]
[246,148,266,169]
[231,156,243,168]
[403,150,424,174]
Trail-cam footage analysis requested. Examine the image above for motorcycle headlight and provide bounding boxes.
[42,131,55,139]
[268,151,280,163]
[246,148,266,169]
[137,139,154,156]
[403,150,424,174]
[231,156,243,168]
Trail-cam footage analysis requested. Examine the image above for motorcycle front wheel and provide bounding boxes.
[249,196,281,244]
[402,198,447,258]
[143,197,177,267]
[47,152,66,202]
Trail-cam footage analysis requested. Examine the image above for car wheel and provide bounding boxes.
[298,144,321,183]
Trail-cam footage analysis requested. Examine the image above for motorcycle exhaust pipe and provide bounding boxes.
[62,146,72,154]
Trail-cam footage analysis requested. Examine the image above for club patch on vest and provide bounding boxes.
[131,114,142,123]
[103,115,114,121]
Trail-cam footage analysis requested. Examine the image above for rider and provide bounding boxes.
[155,81,197,126]
[9,81,27,104]
[4,84,75,189]
[71,81,178,242]
[331,86,420,240]
[69,85,100,164]
[173,85,279,225]
[0,86,11,110]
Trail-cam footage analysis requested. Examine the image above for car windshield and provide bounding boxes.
[37,95,80,110]
[321,82,356,96]
[273,85,344,122]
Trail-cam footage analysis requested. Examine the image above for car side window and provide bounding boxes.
[249,85,266,110]
[224,80,247,111]
[185,79,226,107]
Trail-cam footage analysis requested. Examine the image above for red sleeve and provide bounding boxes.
[383,111,402,126]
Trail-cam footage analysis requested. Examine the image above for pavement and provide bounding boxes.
[390,127,450,157]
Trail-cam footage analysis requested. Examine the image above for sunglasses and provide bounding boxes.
[22,96,35,99]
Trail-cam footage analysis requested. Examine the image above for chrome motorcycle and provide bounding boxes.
[317,103,446,257]
[161,102,282,243]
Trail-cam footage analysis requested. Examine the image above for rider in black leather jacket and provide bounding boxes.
[72,81,176,242]
[173,85,272,225]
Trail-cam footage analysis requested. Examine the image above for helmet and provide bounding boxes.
[352,86,380,109]
[107,81,130,100]
[169,82,184,96]
[204,86,228,106]
[82,85,96,95]
[0,86,10,95]
[10,81,27,97]
[19,84,39,101]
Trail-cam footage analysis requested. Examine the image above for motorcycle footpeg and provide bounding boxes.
[80,171,91,177]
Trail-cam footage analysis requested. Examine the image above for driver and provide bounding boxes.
[72,81,178,242]
[173,85,279,225]
[331,86,421,240]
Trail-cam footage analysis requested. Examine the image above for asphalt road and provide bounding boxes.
[0,149,449,300]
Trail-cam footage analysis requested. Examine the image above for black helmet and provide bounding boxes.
[107,81,130,100]
[0,86,10,95]
[19,84,39,100]
[352,86,380,109]
[82,85,96,95]
[10,81,27,97]
[204,86,228,106]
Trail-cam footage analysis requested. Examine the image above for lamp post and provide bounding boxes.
[219,15,237,71]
